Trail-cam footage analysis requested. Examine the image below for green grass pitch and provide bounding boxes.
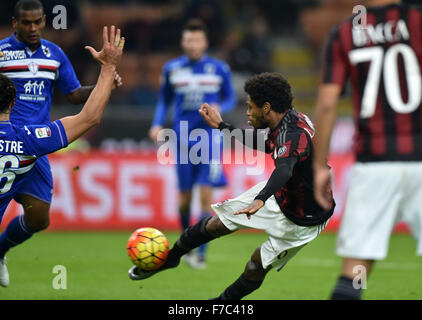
[0,231,421,300]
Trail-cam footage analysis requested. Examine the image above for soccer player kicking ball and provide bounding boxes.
[129,72,335,300]
[0,26,124,287]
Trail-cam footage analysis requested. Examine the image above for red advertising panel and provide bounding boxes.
[1,150,409,232]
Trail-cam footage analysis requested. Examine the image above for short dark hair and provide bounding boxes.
[182,19,208,37]
[0,74,16,113]
[13,0,44,19]
[244,72,293,113]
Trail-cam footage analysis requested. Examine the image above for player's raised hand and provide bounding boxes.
[233,199,264,220]
[85,26,125,67]
[198,103,223,129]
[313,165,333,211]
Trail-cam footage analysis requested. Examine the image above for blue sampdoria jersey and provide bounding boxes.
[0,34,81,125]
[152,54,236,132]
[0,120,68,218]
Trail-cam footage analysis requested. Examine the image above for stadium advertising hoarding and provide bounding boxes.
[1,150,408,232]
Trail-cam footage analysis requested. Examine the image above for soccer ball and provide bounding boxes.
[126,227,169,271]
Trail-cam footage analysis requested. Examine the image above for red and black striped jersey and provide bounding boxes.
[266,109,334,226]
[322,3,422,162]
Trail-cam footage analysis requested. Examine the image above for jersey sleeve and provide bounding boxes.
[218,62,236,114]
[55,47,81,95]
[152,65,173,127]
[218,122,268,152]
[321,26,349,89]
[274,130,311,163]
[21,120,69,157]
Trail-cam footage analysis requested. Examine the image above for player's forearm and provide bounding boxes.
[218,121,265,151]
[313,85,340,168]
[79,66,115,125]
[254,158,296,202]
[151,100,170,127]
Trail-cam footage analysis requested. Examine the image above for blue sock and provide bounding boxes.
[198,211,212,260]
[0,215,34,259]
[180,207,191,231]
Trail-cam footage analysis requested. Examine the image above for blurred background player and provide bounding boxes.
[0,0,122,287]
[0,25,124,287]
[313,0,422,299]
[148,19,236,269]
[130,73,335,300]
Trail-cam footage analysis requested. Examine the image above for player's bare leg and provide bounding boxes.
[18,194,51,232]
[211,247,272,300]
[331,257,375,300]
[129,215,232,280]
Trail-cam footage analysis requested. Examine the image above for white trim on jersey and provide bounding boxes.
[170,73,223,93]
[11,155,37,175]
[3,71,56,80]
[0,58,60,68]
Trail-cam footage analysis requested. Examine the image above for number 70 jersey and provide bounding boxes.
[0,120,68,219]
[322,3,422,162]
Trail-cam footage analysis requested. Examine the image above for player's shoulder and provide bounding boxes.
[0,35,17,53]
[5,123,30,143]
[163,55,188,72]
[204,55,232,72]
[39,38,67,58]
[286,109,315,138]
[327,14,354,41]
[0,34,13,46]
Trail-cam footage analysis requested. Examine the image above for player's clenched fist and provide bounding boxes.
[85,26,125,67]
[198,103,223,129]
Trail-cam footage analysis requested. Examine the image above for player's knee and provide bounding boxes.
[205,215,231,238]
[25,214,50,232]
[244,259,266,281]
[23,204,51,232]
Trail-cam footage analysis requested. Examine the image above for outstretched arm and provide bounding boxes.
[233,156,298,219]
[60,26,125,143]
[312,83,342,210]
[199,103,267,151]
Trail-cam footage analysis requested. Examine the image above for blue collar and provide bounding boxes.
[10,33,42,53]
[182,53,208,64]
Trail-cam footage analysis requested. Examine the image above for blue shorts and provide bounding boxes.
[176,161,227,191]
[175,128,227,191]
[14,155,53,204]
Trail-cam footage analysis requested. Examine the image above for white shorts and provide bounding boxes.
[211,181,328,271]
[337,162,422,260]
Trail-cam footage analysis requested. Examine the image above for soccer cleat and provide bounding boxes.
[183,252,207,270]
[0,258,10,287]
[128,254,181,281]
[128,265,159,280]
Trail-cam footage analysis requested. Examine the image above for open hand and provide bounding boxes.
[233,199,264,220]
[85,26,125,67]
